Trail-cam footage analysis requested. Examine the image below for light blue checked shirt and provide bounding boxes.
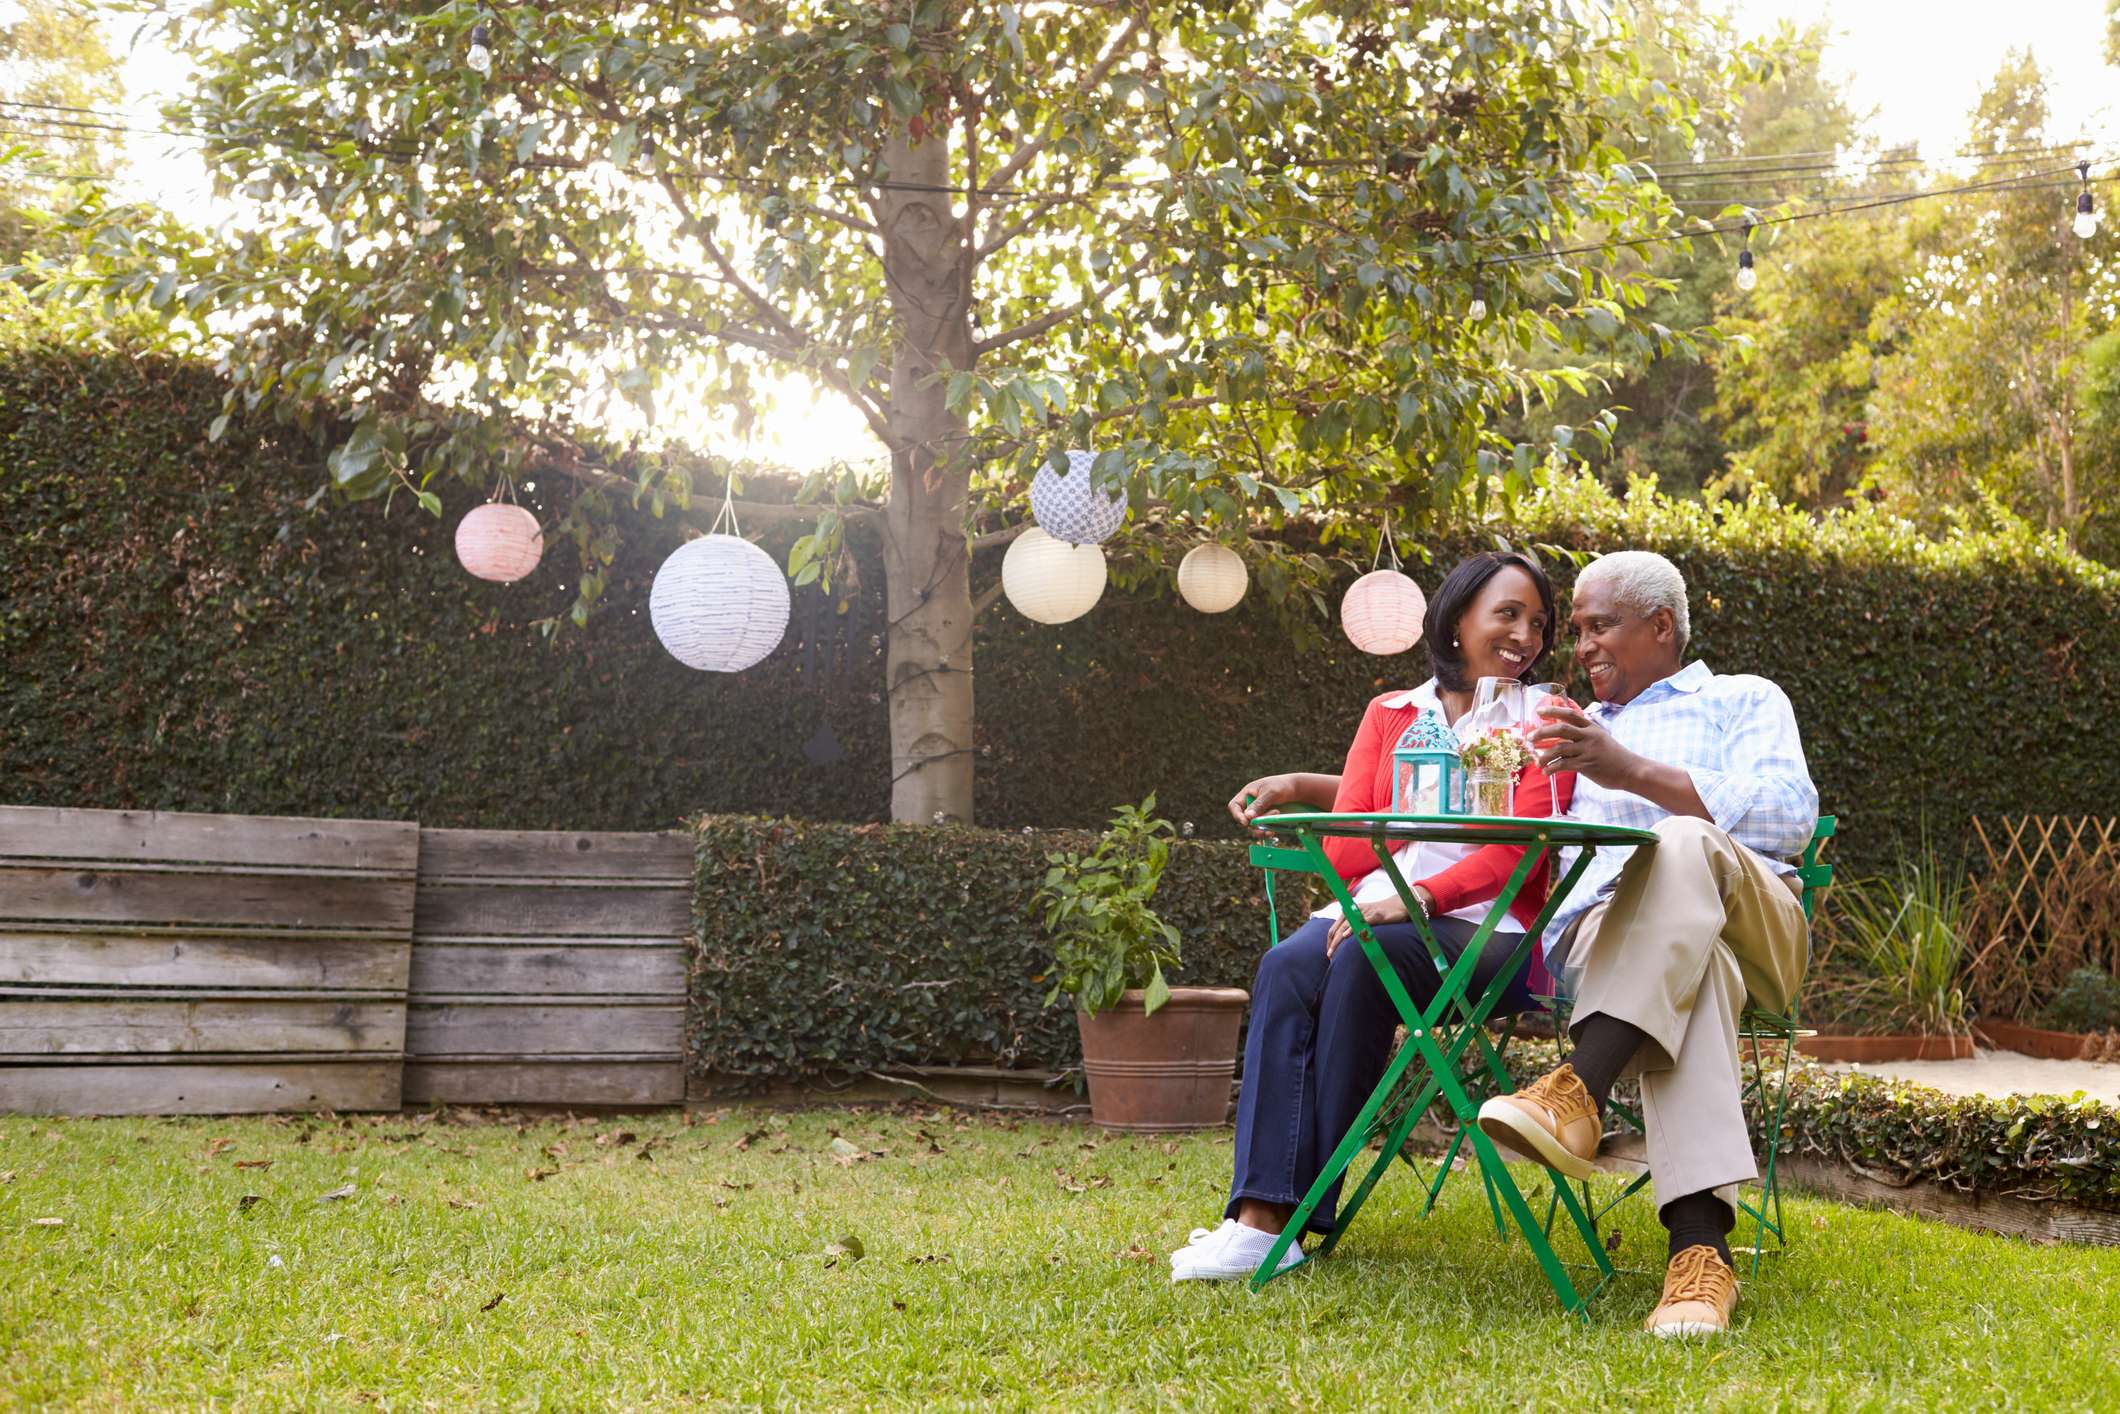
[1544,660,1818,961]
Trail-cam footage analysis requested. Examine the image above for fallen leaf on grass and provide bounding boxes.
[480,1292,505,1312]
[234,1159,273,1171]
[0,1170,13,1183]
[892,1299,907,1312]
[382,1193,400,1207]
[206,1138,236,1156]
[446,1197,480,1211]
[718,1179,753,1192]
[828,1137,868,1167]
[542,1143,568,1160]
[525,1168,557,1182]
[1118,1244,1154,1262]
[317,1183,357,1202]
[734,1127,770,1152]
[595,1130,638,1148]
[237,1194,262,1213]
[30,1217,62,1227]
[905,1254,952,1266]
[823,1233,865,1268]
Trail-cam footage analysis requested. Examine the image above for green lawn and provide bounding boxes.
[2,1105,2114,1410]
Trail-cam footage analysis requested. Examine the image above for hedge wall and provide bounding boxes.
[688,815,1307,1080]
[7,331,2120,879]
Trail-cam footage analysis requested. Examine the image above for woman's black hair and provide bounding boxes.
[1422,550,1557,693]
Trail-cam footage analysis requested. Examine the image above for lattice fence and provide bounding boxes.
[1964,816,2120,1022]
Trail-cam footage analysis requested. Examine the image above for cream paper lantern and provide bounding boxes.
[649,533,791,672]
[1030,449,1128,545]
[1341,569,1428,655]
[1001,526,1106,625]
[455,503,544,583]
[1176,543,1248,613]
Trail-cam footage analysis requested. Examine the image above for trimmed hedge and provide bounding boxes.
[1779,1068,2120,1212]
[8,331,2120,880]
[688,814,1310,1080]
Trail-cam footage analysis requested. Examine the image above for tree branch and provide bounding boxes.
[969,521,1034,552]
[979,15,1144,202]
[971,578,1008,619]
[973,250,1162,356]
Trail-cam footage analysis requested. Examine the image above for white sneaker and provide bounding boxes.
[1168,1219,1305,1282]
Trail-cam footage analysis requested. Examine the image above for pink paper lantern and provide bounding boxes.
[1341,569,1427,655]
[455,503,544,583]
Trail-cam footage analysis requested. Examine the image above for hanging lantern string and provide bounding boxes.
[709,467,740,537]
[1370,515,1401,573]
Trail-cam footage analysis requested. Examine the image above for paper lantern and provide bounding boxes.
[649,533,791,672]
[1002,526,1106,625]
[1029,450,1127,546]
[1177,543,1248,613]
[1341,569,1427,655]
[454,503,544,583]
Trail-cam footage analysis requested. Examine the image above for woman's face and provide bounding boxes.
[1454,564,1548,682]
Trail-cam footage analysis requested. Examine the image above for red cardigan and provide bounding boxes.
[1320,691,1577,932]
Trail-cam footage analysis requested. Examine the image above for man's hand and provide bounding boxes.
[1530,702,1642,788]
[1324,888,1433,958]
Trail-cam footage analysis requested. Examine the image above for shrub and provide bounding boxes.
[2040,968,2120,1034]
[1035,796,1183,1017]
[1818,841,1974,1038]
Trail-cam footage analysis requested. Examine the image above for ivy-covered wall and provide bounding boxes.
[7,336,2119,879]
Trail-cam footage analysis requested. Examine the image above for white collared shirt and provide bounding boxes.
[1311,678,1524,934]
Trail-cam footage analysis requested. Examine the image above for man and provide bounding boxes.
[1477,550,1817,1337]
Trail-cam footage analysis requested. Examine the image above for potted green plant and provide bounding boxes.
[1036,795,1249,1131]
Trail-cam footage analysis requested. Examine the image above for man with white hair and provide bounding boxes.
[1476,550,1817,1337]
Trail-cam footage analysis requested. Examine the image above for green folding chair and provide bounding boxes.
[1541,815,1837,1276]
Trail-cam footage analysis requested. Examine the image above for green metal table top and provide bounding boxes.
[1253,812,1659,847]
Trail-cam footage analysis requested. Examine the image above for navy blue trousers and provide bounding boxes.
[1227,913,1533,1235]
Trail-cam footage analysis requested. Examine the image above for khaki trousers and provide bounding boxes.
[1555,815,1808,1210]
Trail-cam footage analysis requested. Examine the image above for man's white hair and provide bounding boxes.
[1577,550,1690,651]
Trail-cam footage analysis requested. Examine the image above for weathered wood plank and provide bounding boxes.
[0,932,410,991]
[403,1058,684,1106]
[0,806,417,873]
[413,884,689,939]
[0,998,406,1056]
[0,1061,402,1115]
[406,1001,683,1056]
[0,866,414,934]
[409,943,686,997]
[417,829,693,882]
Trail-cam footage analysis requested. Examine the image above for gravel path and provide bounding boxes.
[1820,1050,2120,1106]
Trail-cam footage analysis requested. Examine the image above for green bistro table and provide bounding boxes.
[1244,811,1658,1313]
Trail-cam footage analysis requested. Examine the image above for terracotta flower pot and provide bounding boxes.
[1076,986,1249,1132]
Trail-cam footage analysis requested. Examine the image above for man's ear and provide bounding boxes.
[1649,606,1677,647]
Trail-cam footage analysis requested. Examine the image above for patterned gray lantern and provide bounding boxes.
[1029,450,1127,546]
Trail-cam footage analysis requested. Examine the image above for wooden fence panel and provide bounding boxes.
[403,829,691,1107]
[0,805,417,1114]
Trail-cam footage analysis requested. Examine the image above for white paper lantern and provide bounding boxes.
[649,534,791,672]
[1341,569,1428,655]
[1177,543,1248,614]
[1002,526,1106,625]
[455,503,544,583]
[1029,450,1127,546]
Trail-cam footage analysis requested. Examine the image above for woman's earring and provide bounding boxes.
[1451,635,1460,647]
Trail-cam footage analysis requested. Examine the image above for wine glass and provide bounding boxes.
[1468,676,1525,738]
[1521,681,1568,814]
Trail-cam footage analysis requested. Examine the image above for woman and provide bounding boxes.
[1169,550,1576,1283]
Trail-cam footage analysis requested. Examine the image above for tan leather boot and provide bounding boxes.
[1645,1244,1739,1337]
[1475,1063,1601,1180]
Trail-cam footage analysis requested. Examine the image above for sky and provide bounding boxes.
[85,2,2120,471]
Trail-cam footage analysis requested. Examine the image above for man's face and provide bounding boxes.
[1567,578,1679,706]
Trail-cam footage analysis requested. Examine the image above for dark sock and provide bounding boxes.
[1568,1015,1648,1115]
[1661,1190,1735,1268]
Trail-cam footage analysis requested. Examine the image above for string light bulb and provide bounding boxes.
[466,21,492,75]
[1735,218,1758,292]
[1467,293,1487,321]
[2074,161,2099,239]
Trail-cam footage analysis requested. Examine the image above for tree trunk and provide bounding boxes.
[878,122,978,824]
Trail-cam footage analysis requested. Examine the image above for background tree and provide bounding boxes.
[0,0,125,261]
[56,0,1767,823]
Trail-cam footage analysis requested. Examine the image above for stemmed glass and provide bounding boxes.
[1520,682,1567,815]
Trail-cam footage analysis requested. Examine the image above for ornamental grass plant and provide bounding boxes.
[1818,838,1975,1039]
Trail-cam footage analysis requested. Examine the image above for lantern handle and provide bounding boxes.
[709,464,740,537]
[1371,515,1401,573]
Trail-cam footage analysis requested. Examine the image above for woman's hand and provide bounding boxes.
[1324,887,1434,958]
[1228,773,1303,833]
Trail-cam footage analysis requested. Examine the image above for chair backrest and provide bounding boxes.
[1797,814,1836,923]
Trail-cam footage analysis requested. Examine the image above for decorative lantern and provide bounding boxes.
[1001,526,1106,624]
[454,503,544,583]
[1176,543,1248,613]
[649,533,791,672]
[1029,449,1127,546]
[1342,569,1427,655]
[1391,711,1464,817]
